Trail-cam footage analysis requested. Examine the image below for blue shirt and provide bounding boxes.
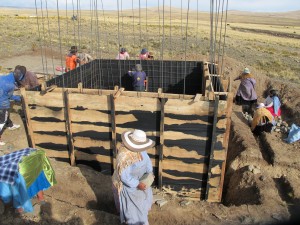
[0,72,21,109]
[128,71,146,87]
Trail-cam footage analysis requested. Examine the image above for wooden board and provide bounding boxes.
[25,91,64,107]
[29,106,65,121]
[68,93,111,110]
[70,109,111,123]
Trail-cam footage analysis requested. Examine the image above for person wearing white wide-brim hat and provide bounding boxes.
[112,129,155,225]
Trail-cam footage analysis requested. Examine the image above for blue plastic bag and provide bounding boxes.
[285,124,300,143]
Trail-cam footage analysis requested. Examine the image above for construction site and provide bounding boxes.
[0,0,300,224]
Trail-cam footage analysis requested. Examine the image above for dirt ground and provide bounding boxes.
[1,53,300,225]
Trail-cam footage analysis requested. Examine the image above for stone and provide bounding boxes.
[152,194,164,204]
[248,165,255,172]
[180,200,191,206]
[252,168,261,174]
[275,128,281,132]
[259,175,266,181]
[156,199,168,207]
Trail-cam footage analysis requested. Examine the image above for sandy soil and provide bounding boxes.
[1,53,300,225]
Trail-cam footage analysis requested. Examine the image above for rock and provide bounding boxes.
[275,128,281,132]
[180,200,191,206]
[252,168,261,175]
[156,199,168,207]
[152,194,164,204]
[259,175,266,181]
[239,215,253,224]
[282,121,288,127]
[276,122,281,127]
[248,165,255,172]
[271,213,283,221]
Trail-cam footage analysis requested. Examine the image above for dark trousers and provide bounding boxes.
[252,123,273,136]
[0,109,13,135]
[133,86,145,92]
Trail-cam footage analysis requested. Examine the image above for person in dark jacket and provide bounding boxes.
[0,67,25,145]
[128,64,147,92]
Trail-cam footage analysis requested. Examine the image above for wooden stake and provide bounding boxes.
[63,90,76,166]
[78,82,83,93]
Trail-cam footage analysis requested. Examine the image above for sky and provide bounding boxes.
[0,0,299,12]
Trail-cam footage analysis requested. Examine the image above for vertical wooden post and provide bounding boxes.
[63,90,76,166]
[20,88,36,148]
[218,93,234,200]
[205,95,219,201]
[158,98,166,190]
[78,82,83,93]
[110,94,117,170]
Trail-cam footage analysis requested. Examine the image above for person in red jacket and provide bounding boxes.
[65,46,80,72]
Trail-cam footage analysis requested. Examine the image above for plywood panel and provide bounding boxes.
[115,96,160,112]
[73,137,111,150]
[163,159,207,173]
[164,117,210,126]
[164,131,208,141]
[71,109,111,123]
[29,106,65,120]
[43,149,69,159]
[34,133,67,145]
[163,146,205,159]
[26,92,64,107]
[165,99,213,116]
[31,121,66,132]
[68,93,111,110]
[72,123,111,133]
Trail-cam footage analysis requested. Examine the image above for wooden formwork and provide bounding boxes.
[21,83,232,202]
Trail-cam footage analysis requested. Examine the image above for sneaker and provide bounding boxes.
[0,140,5,146]
[8,124,21,130]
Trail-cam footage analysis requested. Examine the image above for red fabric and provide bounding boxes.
[65,54,78,71]
[266,106,281,117]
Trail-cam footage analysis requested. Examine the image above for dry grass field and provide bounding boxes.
[1,6,300,225]
[0,7,299,82]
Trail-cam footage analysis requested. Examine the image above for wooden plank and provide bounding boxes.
[115,114,138,124]
[25,91,64,107]
[164,117,210,126]
[162,171,202,182]
[43,149,69,159]
[162,159,207,174]
[68,93,110,110]
[29,106,65,120]
[114,96,160,112]
[72,123,111,133]
[70,109,110,123]
[34,133,67,145]
[31,121,66,132]
[205,95,219,201]
[164,131,208,141]
[163,146,206,160]
[63,90,76,166]
[158,98,165,190]
[218,92,234,201]
[73,137,111,150]
[116,127,159,137]
[21,88,35,147]
[76,151,112,164]
[165,99,213,116]
[110,94,117,169]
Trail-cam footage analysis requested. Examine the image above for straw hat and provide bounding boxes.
[121,129,155,152]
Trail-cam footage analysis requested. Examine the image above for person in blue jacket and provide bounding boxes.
[128,64,147,92]
[0,67,26,145]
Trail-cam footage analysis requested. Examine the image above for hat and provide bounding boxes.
[70,46,78,53]
[121,129,155,152]
[256,103,265,109]
[120,48,126,53]
[135,64,142,72]
[141,48,148,54]
[14,66,26,81]
[243,67,250,74]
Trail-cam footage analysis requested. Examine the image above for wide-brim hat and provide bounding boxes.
[121,129,155,152]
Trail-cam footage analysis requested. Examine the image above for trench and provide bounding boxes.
[273,177,300,221]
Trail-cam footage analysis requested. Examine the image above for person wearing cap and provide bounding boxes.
[234,67,258,113]
[112,129,155,225]
[128,64,147,92]
[116,48,130,60]
[65,46,80,72]
[14,65,39,90]
[251,103,275,136]
[139,48,149,60]
[0,67,25,145]
[264,88,282,118]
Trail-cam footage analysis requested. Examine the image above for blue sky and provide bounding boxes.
[0,0,299,12]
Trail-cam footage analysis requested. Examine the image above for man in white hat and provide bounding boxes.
[112,129,155,225]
